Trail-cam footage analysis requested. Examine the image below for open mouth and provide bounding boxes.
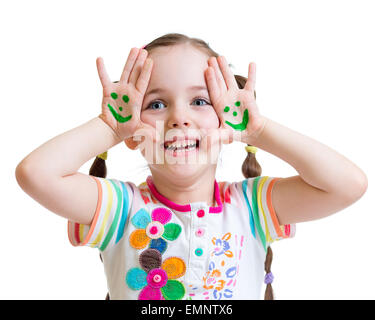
[162,137,200,156]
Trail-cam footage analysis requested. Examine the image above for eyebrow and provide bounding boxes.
[145,85,208,96]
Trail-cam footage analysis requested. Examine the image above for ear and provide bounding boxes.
[124,136,141,150]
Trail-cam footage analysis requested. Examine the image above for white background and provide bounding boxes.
[2,0,374,299]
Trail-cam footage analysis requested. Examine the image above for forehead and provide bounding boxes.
[146,44,211,89]
[148,43,210,66]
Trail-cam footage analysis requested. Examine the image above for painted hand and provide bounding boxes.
[205,56,267,144]
[96,48,156,142]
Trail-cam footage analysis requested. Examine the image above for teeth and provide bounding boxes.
[165,140,197,151]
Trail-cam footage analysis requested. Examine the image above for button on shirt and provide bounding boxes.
[68,175,295,300]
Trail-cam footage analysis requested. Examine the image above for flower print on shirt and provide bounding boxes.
[200,233,244,300]
[211,232,233,257]
[126,248,186,300]
[129,207,182,254]
[203,261,235,300]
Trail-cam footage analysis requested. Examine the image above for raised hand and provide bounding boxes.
[204,56,267,144]
[96,48,156,142]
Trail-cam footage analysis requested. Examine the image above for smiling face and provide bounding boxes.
[133,43,221,180]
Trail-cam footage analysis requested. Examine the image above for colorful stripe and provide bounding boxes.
[115,181,129,243]
[79,224,85,242]
[241,176,297,252]
[90,179,114,248]
[81,176,104,245]
[242,180,256,239]
[74,222,80,244]
[99,180,123,251]
[67,177,132,250]
[251,176,267,251]
[266,177,285,238]
[68,176,104,246]
[257,176,272,244]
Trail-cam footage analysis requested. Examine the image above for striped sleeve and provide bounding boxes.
[241,176,296,252]
[67,176,133,252]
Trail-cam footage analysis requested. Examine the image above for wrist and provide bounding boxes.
[243,115,269,146]
[97,115,124,144]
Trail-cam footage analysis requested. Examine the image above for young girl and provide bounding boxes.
[15,33,367,300]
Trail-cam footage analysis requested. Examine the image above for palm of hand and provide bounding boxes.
[96,48,155,142]
[205,56,266,144]
[100,81,145,140]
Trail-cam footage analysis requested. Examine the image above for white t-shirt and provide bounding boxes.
[68,175,295,300]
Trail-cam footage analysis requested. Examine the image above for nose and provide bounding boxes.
[167,106,191,129]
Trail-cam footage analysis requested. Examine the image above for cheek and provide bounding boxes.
[200,108,220,129]
[140,112,154,126]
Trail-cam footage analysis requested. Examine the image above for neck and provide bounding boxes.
[149,166,217,207]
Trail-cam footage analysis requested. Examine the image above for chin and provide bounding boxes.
[149,162,217,182]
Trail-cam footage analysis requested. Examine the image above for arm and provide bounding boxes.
[205,57,367,225]
[248,116,368,225]
[15,117,122,225]
[16,48,154,225]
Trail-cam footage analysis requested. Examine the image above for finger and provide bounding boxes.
[96,57,111,88]
[204,66,221,104]
[136,58,153,95]
[128,49,148,86]
[244,62,256,93]
[217,56,238,90]
[119,48,140,84]
[208,57,227,92]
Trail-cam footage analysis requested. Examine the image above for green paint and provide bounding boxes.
[122,95,129,103]
[107,103,132,123]
[107,93,131,123]
[235,101,241,107]
[224,106,230,112]
[233,111,237,117]
[225,109,249,131]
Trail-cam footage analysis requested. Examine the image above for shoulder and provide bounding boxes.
[218,176,279,206]
[217,180,247,206]
[137,180,159,205]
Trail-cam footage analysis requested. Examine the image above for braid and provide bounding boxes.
[264,247,274,300]
[89,151,107,178]
[235,75,275,300]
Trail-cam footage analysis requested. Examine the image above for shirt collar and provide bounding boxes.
[146,175,223,213]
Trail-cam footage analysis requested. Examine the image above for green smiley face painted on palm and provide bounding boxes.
[224,101,249,131]
[107,92,132,123]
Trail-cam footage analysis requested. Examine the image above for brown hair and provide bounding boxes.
[91,33,273,300]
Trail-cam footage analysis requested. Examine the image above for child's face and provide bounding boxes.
[136,43,221,179]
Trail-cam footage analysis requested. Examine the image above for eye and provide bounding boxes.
[145,98,211,110]
[147,100,166,110]
[192,98,211,106]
